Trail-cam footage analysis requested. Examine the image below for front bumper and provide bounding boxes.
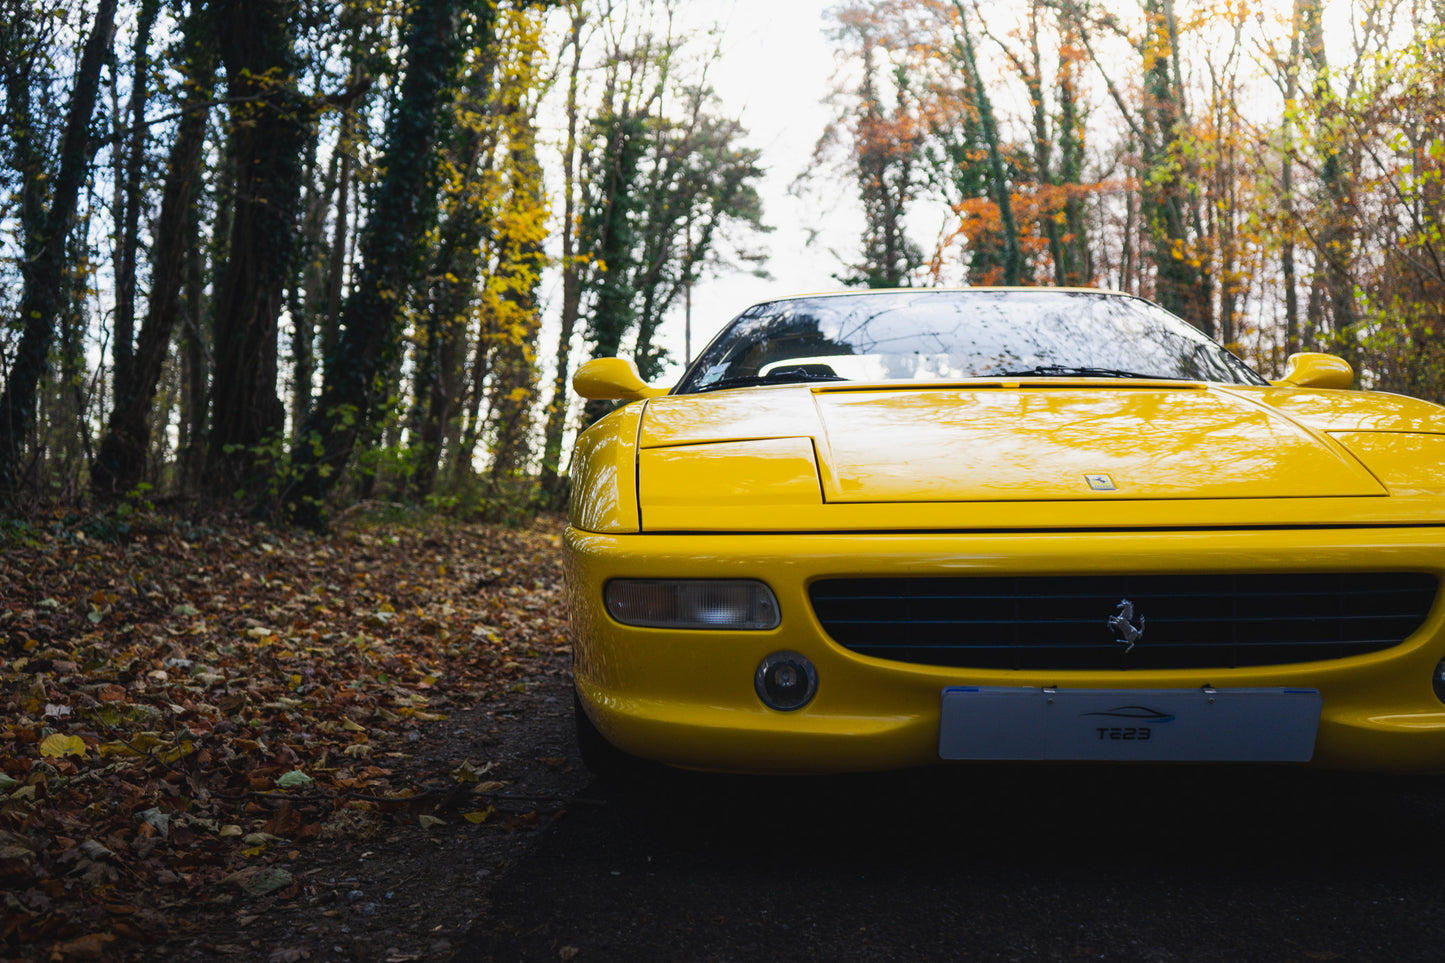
[565,526,1445,773]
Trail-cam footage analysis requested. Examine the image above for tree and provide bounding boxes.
[1296,0,1357,343]
[946,0,1022,285]
[825,3,924,288]
[537,0,588,506]
[109,0,162,406]
[202,0,311,496]
[0,0,117,503]
[479,6,549,506]
[575,19,766,427]
[92,0,218,497]
[407,41,500,499]
[628,88,765,381]
[285,0,494,528]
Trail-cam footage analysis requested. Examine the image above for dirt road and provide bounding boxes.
[467,698,1445,962]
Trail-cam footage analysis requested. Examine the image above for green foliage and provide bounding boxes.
[580,110,649,361]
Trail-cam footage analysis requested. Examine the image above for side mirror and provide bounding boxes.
[572,357,669,401]
[1272,352,1353,390]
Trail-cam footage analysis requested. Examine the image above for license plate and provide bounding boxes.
[939,687,1321,762]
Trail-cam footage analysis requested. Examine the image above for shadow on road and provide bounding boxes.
[465,765,1445,961]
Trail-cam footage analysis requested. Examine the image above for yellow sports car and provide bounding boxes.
[565,288,1445,774]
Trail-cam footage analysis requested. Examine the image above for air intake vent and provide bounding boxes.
[810,573,1438,670]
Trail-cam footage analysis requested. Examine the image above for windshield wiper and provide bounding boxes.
[995,364,1165,380]
[692,366,849,393]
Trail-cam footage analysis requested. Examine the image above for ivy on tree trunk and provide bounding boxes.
[285,0,493,528]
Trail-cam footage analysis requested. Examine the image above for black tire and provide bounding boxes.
[573,688,642,781]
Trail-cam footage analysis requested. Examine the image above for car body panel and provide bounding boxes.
[1327,433,1445,496]
[642,386,825,447]
[1238,385,1445,432]
[567,526,1445,773]
[809,384,1382,502]
[629,381,1445,533]
[639,438,823,519]
[567,403,643,534]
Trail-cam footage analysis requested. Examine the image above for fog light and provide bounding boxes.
[604,579,780,629]
[1433,656,1445,705]
[755,651,817,711]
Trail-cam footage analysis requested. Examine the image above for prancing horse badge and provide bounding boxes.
[1108,599,1146,651]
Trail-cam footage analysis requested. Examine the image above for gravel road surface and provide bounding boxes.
[466,708,1445,962]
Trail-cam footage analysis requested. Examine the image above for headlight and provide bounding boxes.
[604,579,781,630]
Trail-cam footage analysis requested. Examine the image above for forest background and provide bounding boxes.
[1,0,1442,527]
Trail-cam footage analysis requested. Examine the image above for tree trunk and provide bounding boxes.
[286,0,491,528]
[952,0,1022,286]
[111,0,162,405]
[320,93,357,368]
[538,1,587,507]
[1139,0,1213,333]
[411,167,486,497]
[486,27,546,498]
[179,195,210,489]
[93,2,217,497]
[289,119,326,435]
[580,110,647,426]
[1056,20,1092,285]
[411,43,500,498]
[1298,0,1356,339]
[0,0,117,502]
[203,0,310,497]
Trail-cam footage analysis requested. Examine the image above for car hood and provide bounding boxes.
[641,382,1387,502]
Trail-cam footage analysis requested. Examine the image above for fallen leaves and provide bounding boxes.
[222,865,296,898]
[0,510,568,959]
[46,932,116,959]
[275,770,315,789]
[37,734,86,759]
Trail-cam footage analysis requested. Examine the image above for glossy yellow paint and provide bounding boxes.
[1331,432,1445,496]
[624,380,1445,532]
[573,357,669,401]
[567,402,644,533]
[639,438,823,524]
[1234,385,1445,432]
[643,386,825,446]
[1273,352,1355,390]
[566,356,1445,772]
[810,385,1380,502]
[568,526,1445,773]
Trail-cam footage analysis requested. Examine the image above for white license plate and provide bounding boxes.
[939,687,1321,762]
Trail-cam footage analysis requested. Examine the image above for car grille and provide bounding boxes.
[809,573,1439,670]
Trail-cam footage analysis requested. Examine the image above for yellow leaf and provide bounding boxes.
[39,734,86,758]
[462,808,495,824]
[156,741,196,764]
[341,718,366,732]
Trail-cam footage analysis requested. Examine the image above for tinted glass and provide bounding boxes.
[675,290,1266,393]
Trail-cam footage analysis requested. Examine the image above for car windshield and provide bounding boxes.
[675,290,1267,393]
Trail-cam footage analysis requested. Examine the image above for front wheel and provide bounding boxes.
[573,688,643,781]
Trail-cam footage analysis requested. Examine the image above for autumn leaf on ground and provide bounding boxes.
[0,511,568,959]
[38,734,86,759]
